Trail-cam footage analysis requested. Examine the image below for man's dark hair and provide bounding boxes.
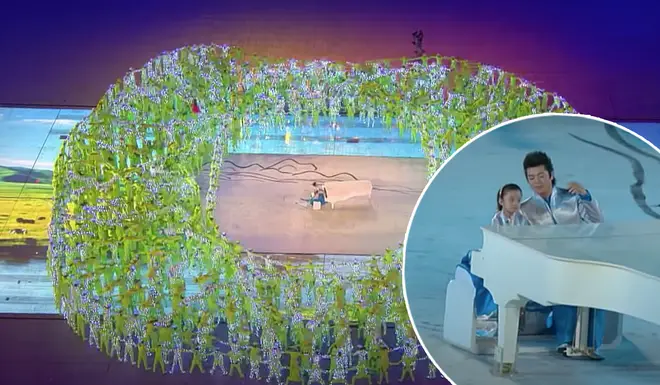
[523,151,555,186]
[312,182,317,187]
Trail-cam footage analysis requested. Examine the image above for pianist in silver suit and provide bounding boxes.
[521,151,605,360]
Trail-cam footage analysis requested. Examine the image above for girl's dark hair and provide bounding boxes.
[497,183,522,211]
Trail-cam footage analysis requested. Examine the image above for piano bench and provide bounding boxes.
[443,265,554,355]
[519,310,552,336]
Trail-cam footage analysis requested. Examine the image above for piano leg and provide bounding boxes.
[575,307,590,350]
[493,300,524,375]
[565,307,605,360]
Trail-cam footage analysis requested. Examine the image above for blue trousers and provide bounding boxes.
[309,194,326,205]
[551,305,605,350]
[459,250,604,349]
[459,250,497,316]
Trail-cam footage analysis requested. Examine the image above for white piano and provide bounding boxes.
[446,221,660,374]
[323,180,373,209]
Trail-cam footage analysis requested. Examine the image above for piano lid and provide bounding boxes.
[482,221,660,280]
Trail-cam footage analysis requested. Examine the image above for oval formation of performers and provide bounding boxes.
[47,44,571,381]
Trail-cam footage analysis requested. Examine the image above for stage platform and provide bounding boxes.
[209,154,426,255]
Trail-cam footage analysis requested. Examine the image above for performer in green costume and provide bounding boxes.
[284,349,303,385]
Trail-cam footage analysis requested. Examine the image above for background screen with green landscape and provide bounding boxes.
[1,106,659,260]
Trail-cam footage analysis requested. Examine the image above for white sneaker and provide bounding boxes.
[556,343,570,355]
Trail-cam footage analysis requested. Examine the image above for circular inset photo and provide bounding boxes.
[403,113,660,385]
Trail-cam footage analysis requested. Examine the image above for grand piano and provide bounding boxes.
[444,221,660,374]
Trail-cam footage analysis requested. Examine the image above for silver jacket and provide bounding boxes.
[491,210,530,226]
[520,187,603,225]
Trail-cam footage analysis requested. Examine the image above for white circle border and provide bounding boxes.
[401,112,660,384]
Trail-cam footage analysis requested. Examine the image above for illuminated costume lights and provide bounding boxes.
[48,44,573,381]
